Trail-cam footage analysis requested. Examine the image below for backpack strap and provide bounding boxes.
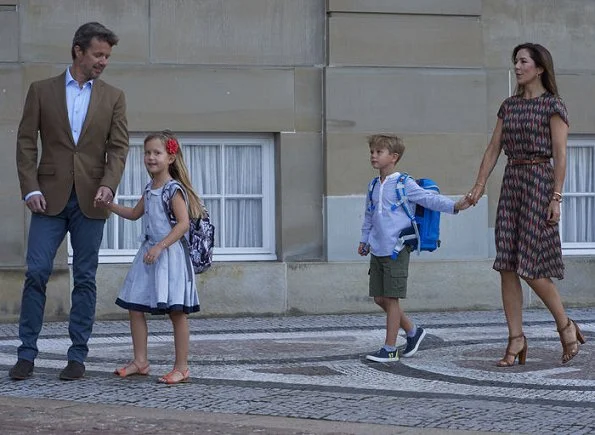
[161,180,190,220]
[393,173,421,258]
[367,177,379,212]
[160,179,194,277]
[161,180,175,223]
[395,174,414,219]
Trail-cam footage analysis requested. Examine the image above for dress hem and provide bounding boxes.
[115,298,200,314]
[492,265,564,280]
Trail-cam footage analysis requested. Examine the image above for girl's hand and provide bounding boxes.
[94,198,112,209]
[93,186,114,209]
[358,242,370,256]
[144,244,164,264]
[547,199,561,225]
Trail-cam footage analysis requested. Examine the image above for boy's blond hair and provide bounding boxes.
[367,134,405,158]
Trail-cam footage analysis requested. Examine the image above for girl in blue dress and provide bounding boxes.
[100,130,202,384]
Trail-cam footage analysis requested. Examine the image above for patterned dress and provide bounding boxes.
[116,182,200,314]
[493,93,569,279]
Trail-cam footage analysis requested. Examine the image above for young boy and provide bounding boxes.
[358,134,470,362]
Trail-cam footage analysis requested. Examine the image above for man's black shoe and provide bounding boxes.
[9,359,34,380]
[59,360,85,380]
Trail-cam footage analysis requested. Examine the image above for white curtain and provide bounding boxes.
[103,141,264,250]
[184,145,221,247]
[562,145,595,243]
[101,145,146,250]
[224,145,262,247]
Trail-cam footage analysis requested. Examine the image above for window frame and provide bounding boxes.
[68,133,276,264]
[561,137,595,256]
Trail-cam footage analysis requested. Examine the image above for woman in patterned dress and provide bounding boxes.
[467,43,586,366]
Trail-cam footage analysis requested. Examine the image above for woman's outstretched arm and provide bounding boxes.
[468,118,504,204]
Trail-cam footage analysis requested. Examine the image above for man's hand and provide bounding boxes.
[25,194,47,213]
[94,186,114,208]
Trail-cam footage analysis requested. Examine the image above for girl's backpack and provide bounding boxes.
[162,180,215,274]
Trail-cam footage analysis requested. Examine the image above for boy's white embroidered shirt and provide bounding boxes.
[360,172,457,257]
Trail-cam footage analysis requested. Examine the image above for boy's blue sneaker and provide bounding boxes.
[402,327,427,358]
[365,347,399,362]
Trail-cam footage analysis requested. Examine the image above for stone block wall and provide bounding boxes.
[0,0,593,321]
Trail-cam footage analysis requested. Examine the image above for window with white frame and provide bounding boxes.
[85,133,276,263]
[561,138,595,254]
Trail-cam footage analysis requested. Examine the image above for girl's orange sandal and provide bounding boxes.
[157,368,190,385]
[114,361,150,378]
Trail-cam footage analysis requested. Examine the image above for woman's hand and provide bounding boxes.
[547,199,561,225]
[466,183,486,206]
[454,195,472,212]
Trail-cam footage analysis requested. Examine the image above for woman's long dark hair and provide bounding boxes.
[512,43,559,97]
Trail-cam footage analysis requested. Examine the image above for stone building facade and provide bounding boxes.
[1,0,593,321]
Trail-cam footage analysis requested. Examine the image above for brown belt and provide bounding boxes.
[508,157,550,166]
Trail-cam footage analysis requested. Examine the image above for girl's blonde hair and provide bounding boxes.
[144,130,205,219]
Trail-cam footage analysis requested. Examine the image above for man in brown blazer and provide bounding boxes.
[11,22,129,381]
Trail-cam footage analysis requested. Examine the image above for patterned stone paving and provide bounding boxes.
[0,308,593,434]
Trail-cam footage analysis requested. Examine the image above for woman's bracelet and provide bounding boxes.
[159,241,168,249]
[475,182,485,187]
[552,192,563,202]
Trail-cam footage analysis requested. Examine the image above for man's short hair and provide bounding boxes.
[71,22,119,60]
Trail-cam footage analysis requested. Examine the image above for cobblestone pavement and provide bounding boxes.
[0,308,593,434]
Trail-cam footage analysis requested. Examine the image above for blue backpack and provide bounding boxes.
[161,180,215,274]
[368,173,441,259]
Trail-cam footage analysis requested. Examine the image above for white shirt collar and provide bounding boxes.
[65,67,94,88]
[381,171,401,182]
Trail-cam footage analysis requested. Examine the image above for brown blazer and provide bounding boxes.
[16,71,129,219]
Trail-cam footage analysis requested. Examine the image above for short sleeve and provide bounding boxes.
[550,97,569,126]
[497,99,508,119]
[168,182,189,206]
[162,181,188,224]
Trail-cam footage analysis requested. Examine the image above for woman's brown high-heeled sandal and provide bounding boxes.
[496,334,528,367]
[558,318,586,364]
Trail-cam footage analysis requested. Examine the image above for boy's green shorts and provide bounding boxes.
[369,247,411,299]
